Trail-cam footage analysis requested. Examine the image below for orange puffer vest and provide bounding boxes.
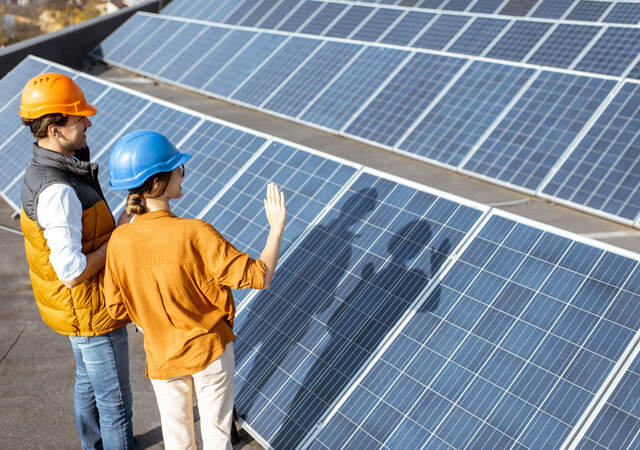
[20,144,129,336]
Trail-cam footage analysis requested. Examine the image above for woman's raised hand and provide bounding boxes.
[264,182,286,231]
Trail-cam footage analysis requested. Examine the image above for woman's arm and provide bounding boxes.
[259,183,286,289]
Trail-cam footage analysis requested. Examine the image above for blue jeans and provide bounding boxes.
[69,325,134,450]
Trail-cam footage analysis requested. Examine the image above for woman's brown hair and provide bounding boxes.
[125,171,172,215]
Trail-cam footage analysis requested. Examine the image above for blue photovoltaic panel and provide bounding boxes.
[166,0,209,21]
[629,62,640,81]
[380,11,435,46]
[203,32,287,97]
[351,8,403,42]
[94,13,149,60]
[202,142,358,305]
[485,21,551,62]
[398,62,535,167]
[138,23,206,75]
[542,83,640,222]
[257,0,301,29]
[530,0,575,18]
[470,0,504,13]
[239,0,279,27]
[574,28,640,77]
[232,37,321,106]
[442,0,474,11]
[180,29,254,89]
[346,53,466,147]
[417,0,447,7]
[224,0,256,25]
[463,72,615,191]
[499,0,538,16]
[579,352,640,449]
[103,14,162,64]
[412,14,470,51]
[604,2,640,24]
[234,171,484,449]
[300,3,348,35]
[447,17,508,56]
[93,101,200,209]
[265,41,362,118]
[527,24,600,69]
[325,5,375,39]
[205,0,239,23]
[566,0,611,21]
[0,56,50,102]
[277,1,323,33]
[121,19,186,69]
[301,46,408,131]
[311,213,640,449]
[158,27,230,83]
[171,121,267,218]
[399,0,422,5]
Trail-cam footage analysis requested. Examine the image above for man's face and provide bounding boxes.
[53,115,92,152]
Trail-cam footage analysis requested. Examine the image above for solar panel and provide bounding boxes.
[95,13,151,61]
[224,0,257,25]
[485,21,552,62]
[309,211,640,449]
[541,82,640,223]
[233,170,486,448]
[566,0,611,21]
[324,5,375,39]
[257,0,301,29]
[463,72,615,192]
[412,14,470,51]
[350,8,403,42]
[530,0,576,18]
[205,0,240,23]
[379,10,435,46]
[499,0,538,16]
[441,0,474,11]
[179,29,253,89]
[239,0,280,28]
[299,2,348,35]
[265,41,362,118]
[526,24,601,69]
[300,46,409,131]
[573,27,640,77]
[629,62,640,81]
[397,61,535,167]
[137,21,202,75]
[578,349,640,449]
[203,32,288,97]
[447,17,508,56]
[470,0,505,13]
[277,1,323,33]
[231,37,322,106]
[603,2,640,24]
[345,52,466,147]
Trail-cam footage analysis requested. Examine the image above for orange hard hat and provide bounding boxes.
[19,72,97,119]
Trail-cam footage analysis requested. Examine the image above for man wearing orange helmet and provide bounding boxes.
[19,73,134,449]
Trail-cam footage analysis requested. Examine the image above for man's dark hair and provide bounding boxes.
[21,113,68,139]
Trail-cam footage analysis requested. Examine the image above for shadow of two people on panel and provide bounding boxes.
[234,187,451,448]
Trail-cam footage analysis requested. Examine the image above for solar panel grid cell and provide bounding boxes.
[463,72,615,191]
[138,22,200,75]
[441,0,474,11]
[94,13,150,59]
[224,0,257,25]
[257,0,301,29]
[470,0,505,13]
[102,14,158,62]
[277,1,323,33]
[239,0,280,27]
[542,82,640,222]
[530,0,576,18]
[499,0,538,16]
[325,5,375,39]
[121,16,179,68]
[300,2,347,35]
[206,0,242,23]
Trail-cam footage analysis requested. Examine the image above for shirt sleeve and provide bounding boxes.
[37,184,86,282]
[200,222,266,290]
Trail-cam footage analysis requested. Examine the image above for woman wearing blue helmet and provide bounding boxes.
[104,130,286,449]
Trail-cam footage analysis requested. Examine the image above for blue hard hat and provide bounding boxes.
[108,130,192,190]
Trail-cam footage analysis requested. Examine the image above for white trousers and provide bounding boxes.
[150,343,235,450]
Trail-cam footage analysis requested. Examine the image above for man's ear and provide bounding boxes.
[47,124,60,139]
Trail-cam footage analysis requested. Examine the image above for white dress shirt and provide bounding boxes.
[37,183,87,282]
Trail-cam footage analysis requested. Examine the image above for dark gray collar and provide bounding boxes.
[31,143,98,179]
